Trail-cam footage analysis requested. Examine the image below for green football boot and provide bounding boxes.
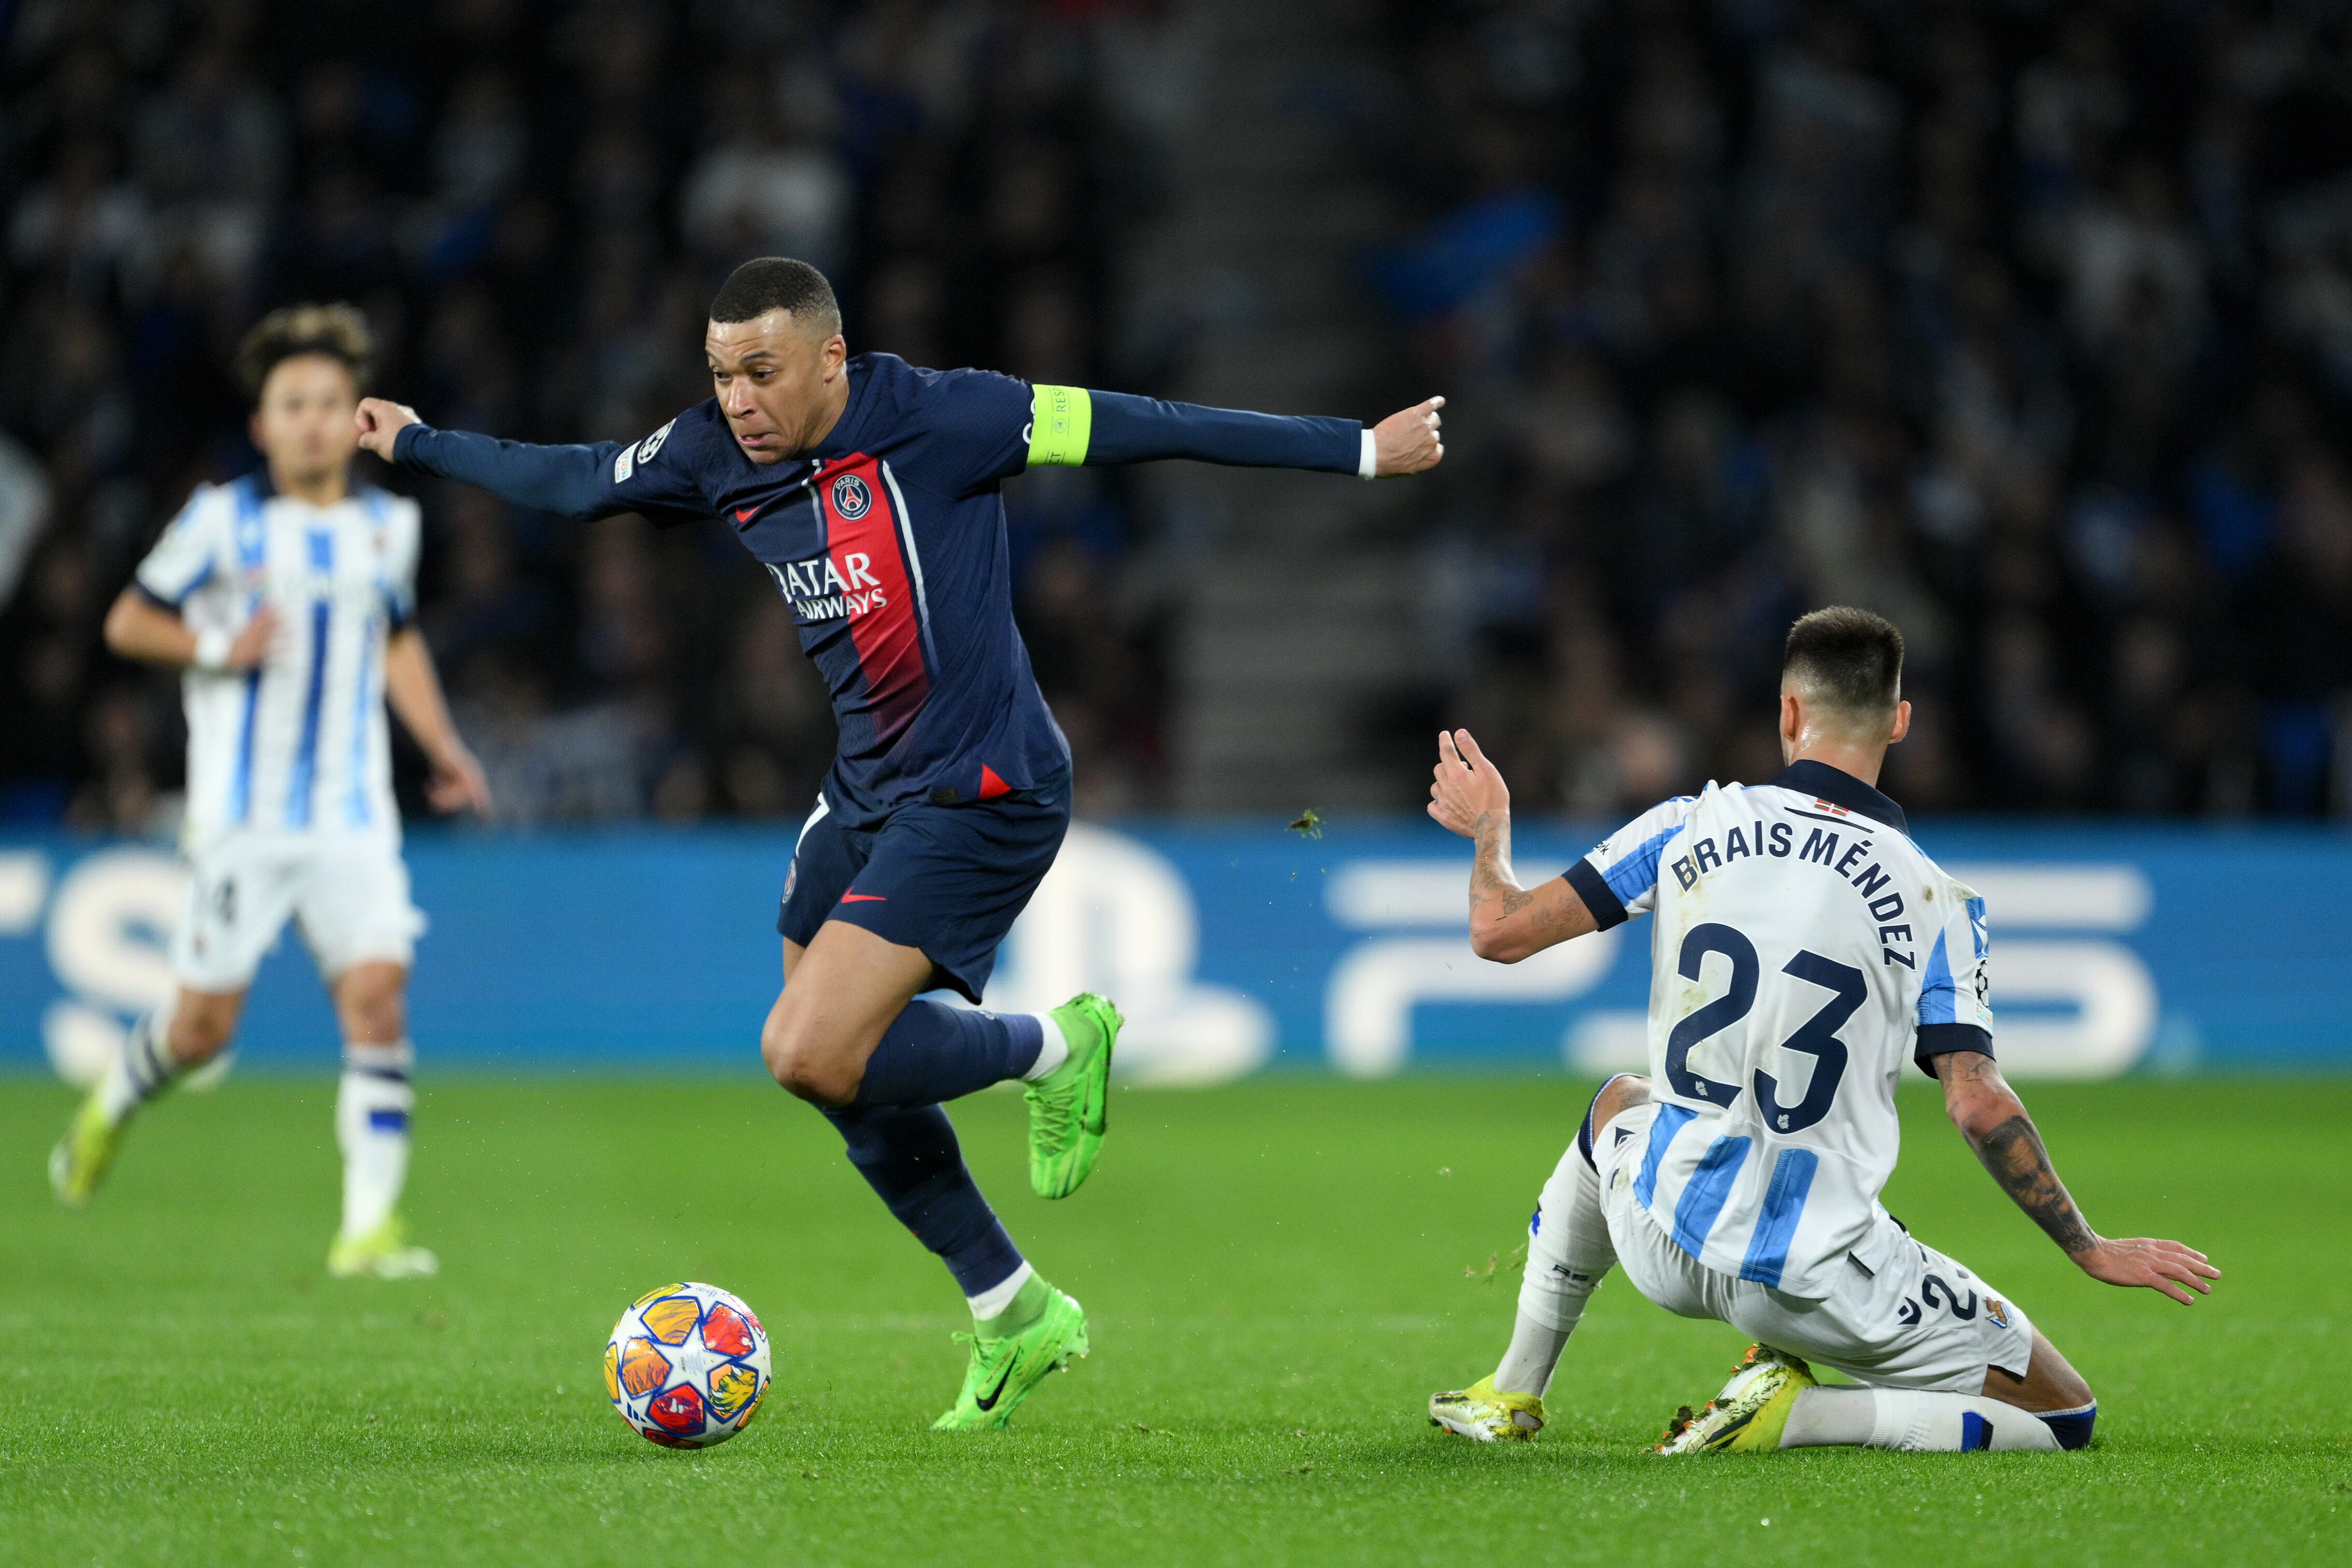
[931,1282,1090,1432]
[48,1093,127,1209]
[1025,993,1119,1199]
[327,1215,440,1280]
[1652,1343,1816,1453]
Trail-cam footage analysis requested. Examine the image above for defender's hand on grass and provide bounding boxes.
[354,398,422,461]
[1429,729,1508,838]
[2075,1236,2220,1304]
[1372,397,1445,477]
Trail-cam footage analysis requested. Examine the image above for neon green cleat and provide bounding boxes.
[1025,993,1119,1199]
[1429,1374,1546,1441]
[48,1093,127,1209]
[327,1215,440,1280]
[931,1284,1090,1432]
[1652,1343,1817,1453]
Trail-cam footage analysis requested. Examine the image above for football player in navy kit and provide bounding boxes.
[355,257,1444,1428]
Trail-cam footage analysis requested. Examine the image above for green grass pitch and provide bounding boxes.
[2,1073,2346,1566]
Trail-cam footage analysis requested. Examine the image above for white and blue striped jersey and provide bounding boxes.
[1563,759,1994,1301]
[134,472,420,847]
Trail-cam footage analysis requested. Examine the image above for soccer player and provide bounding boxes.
[351,256,1445,1429]
[51,304,491,1281]
[1422,607,2217,1453]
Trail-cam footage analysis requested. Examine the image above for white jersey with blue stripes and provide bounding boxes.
[1563,759,1994,1301]
[135,473,420,848]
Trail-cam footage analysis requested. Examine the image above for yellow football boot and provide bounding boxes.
[49,1093,127,1209]
[1653,1344,1816,1453]
[1429,1375,1547,1441]
[327,1215,440,1280]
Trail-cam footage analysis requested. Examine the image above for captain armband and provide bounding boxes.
[1026,384,1093,467]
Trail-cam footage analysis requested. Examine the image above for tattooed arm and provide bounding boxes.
[1428,729,1597,963]
[1932,1050,2219,1304]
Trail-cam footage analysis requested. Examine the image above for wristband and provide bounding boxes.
[1358,428,1378,480]
[192,629,232,671]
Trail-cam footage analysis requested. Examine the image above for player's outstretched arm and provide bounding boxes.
[384,626,492,817]
[1933,1051,2219,1304]
[356,398,622,521]
[1026,386,1444,478]
[1430,727,1596,963]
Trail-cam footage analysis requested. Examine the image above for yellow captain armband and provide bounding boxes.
[1026,384,1093,467]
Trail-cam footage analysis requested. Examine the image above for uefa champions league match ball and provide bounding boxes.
[604,1281,772,1448]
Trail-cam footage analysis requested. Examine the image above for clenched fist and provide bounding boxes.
[1371,397,1445,477]
[354,398,422,461]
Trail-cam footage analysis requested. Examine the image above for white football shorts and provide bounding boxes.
[1596,1101,2036,1394]
[172,830,425,992]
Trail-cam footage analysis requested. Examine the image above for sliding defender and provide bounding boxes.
[1424,607,2215,1453]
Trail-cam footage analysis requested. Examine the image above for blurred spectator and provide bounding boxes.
[1374,0,2352,817]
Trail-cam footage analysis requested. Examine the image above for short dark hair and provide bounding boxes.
[1783,606,1904,720]
[234,303,371,401]
[709,257,842,337]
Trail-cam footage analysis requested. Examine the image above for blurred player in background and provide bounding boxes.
[1423,607,2216,1453]
[353,256,1445,1429]
[50,306,490,1281]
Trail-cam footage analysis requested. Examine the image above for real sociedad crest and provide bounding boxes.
[831,473,872,519]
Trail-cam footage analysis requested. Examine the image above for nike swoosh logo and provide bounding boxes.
[840,892,887,903]
[973,1364,1015,1411]
[734,506,760,523]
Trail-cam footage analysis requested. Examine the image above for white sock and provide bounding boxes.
[1780,1386,2061,1451]
[966,1261,1033,1320]
[1020,1015,1070,1081]
[1496,1139,1617,1396]
[1495,1312,1574,1398]
[98,1005,185,1125]
[337,1040,415,1240]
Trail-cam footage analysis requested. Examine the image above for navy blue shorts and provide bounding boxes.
[776,777,1070,1003]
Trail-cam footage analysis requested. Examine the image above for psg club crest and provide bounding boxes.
[831,473,872,520]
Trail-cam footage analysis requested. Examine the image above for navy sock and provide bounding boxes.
[822,1103,1025,1297]
[852,1001,1044,1107]
[2037,1401,2096,1450]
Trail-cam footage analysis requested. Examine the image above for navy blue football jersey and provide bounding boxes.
[396,351,1366,825]
[600,356,1059,823]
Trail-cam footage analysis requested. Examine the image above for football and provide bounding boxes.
[603,1281,772,1448]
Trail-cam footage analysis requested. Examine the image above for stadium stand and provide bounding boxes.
[0,0,1181,825]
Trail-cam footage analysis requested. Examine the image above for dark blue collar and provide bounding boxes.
[1769,759,1907,835]
[812,355,883,463]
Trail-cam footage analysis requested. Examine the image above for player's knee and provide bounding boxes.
[2043,1359,2094,1416]
[1592,1074,1652,1136]
[760,1015,858,1106]
[340,980,406,1045]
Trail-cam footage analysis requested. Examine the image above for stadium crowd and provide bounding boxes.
[0,0,1177,827]
[10,0,2352,825]
[1367,0,2352,816]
